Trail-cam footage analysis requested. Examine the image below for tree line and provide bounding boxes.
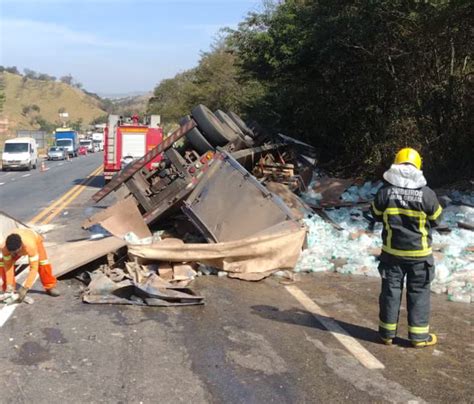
[0,66,85,89]
[148,0,473,184]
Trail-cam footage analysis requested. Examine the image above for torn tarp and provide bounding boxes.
[82,264,204,306]
[128,221,307,281]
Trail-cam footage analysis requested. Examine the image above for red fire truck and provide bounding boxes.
[103,114,163,181]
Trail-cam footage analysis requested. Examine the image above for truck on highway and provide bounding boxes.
[1,137,38,171]
[79,138,94,153]
[103,114,163,181]
[91,132,104,152]
[55,128,79,157]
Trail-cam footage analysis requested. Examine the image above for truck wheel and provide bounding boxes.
[191,105,238,146]
[215,110,244,137]
[227,111,255,138]
[179,116,215,154]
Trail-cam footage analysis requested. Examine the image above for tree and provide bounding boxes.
[147,38,263,125]
[60,74,74,85]
[5,66,19,75]
[37,73,56,81]
[90,114,108,125]
[0,75,5,112]
[24,68,38,79]
[71,118,83,131]
[227,0,473,183]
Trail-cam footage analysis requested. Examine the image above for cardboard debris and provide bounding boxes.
[128,221,306,281]
[312,177,354,206]
[82,264,204,306]
[265,182,310,220]
[158,262,174,280]
[49,237,127,278]
[82,197,151,239]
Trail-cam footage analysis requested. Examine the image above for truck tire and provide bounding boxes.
[215,110,244,137]
[191,105,237,146]
[227,111,255,138]
[179,116,215,154]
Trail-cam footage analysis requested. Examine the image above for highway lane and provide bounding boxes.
[0,151,472,402]
[0,152,104,222]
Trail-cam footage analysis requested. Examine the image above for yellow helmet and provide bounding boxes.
[394,147,422,170]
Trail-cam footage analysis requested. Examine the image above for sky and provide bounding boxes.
[0,0,262,95]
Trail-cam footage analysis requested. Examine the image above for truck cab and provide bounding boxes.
[80,138,94,153]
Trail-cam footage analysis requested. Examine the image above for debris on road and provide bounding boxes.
[297,181,474,303]
[82,262,204,306]
[4,107,470,308]
[128,221,306,281]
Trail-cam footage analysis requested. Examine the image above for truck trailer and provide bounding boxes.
[55,128,79,157]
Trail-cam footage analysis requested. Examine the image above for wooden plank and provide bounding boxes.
[49,237,126,278]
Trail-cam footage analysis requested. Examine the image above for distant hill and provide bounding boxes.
[104,92,152,116]
[0,72,106,134]
[98,91,150,99]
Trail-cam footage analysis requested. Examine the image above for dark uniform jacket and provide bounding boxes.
[370,164,443,264]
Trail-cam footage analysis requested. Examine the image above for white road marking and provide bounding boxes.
[22,174,31,178]
[0,271,38,328]
[58,163,64,166]
[0,182,4,186]
[285,285,385,370]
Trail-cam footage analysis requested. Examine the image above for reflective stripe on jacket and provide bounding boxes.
[371,184,442,262]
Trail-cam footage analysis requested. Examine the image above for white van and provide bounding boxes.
[2,137,38,171]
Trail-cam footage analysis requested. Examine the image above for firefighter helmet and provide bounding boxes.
[394,148,422,170]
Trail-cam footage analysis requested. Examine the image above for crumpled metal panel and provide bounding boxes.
[182,150,298,242]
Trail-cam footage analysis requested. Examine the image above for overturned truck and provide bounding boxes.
[82,105,315,302]
[90,105,315,236]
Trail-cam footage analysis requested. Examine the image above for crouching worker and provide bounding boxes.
[0,228,60,302]
[371,148,442,348]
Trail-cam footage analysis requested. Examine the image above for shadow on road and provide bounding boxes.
[72,175,104,189]
[251,304,387,345]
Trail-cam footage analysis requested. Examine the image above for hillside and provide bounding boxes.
[104,92,152,116]
[0,72,106,134]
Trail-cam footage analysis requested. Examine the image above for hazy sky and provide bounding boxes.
[0,0,262,94]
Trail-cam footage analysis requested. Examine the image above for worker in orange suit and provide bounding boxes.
[0,228,60,302]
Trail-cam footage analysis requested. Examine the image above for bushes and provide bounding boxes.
[227,0,473,184]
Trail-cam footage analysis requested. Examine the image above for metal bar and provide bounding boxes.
[143,180,195,224]
[231,143,286,161]
[92,119,197,203]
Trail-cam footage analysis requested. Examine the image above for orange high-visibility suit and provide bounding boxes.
[0,228,57,291]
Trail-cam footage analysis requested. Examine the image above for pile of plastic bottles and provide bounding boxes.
[298,181,474,303]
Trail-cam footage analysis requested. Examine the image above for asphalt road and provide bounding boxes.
[0,152,103,222]
[0,157,472,403]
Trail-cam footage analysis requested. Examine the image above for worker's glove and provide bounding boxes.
[17,286,29,303]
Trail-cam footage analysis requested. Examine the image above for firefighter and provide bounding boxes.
[0,228,60,302]
[371,148,442,348]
